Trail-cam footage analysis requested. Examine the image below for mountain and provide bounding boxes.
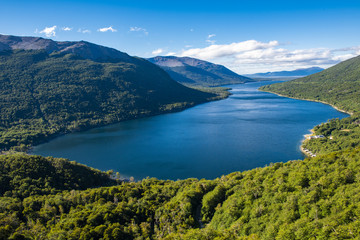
[247,67,324,78]
[0,34,217,150]
[260,56,360,113]
[0,34,132,61]
[260,55,360,157]
[148,56,253,87]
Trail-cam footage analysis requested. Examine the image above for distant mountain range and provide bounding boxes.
[0,34,216,149]
[260,55,360,113]
[148,56,253,87]
[246,67,324,78]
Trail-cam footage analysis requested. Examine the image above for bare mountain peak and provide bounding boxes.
[148,55,253,87]
[0,34,131,61]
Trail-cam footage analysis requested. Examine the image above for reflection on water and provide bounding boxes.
[32,81,348,180]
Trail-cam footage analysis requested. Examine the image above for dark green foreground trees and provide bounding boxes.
[1,149,360,239]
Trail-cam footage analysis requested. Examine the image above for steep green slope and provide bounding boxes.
[0,153,116,199]
[1,149,360,239]
[0,49,216,150]
[260,55,360,113]
[148,56,253,87]
[260,55,360,156]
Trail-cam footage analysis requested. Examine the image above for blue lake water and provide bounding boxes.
[32,81,348,180]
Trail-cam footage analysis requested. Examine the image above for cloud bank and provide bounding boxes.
[178,40,359,74]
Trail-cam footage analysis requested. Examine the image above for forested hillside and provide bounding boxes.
[1,36,360,239]
[1,149,360,239]
[0,154,117,199]
[0,49,216,150]
[260,55,360,156]
[260,55,360,113]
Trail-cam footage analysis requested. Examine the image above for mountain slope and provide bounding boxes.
[0,153,117,198]
[247,67,324,78]
[148,56,253,87]
[0,34,132,61]
[260,56,360,113]
[260,55,360,156]
[1,147,360,239]
[0,35,217,150]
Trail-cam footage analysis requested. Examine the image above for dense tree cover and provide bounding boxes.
[0,154,117,199]
[259,55,360,113]
[1,149,360,239]
[301,114,360,155]
[1,39,360,239]
[259,55,360,155]
[0,49,219,150]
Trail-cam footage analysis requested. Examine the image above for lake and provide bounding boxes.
[32,81,348,180]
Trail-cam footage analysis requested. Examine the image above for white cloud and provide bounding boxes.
[152,48,164,55]
[98,26,117,32]
[181,40,279,59]
[129,26,148,35]
[206,39,216,45]
[206,34,216,44]
[39,26,57,37]
[78,28,91,34]
[165,52,176,56]
[179,40,359,74]
[62,27,72,31]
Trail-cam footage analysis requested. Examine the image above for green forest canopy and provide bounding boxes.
[1,44,360,239]
[0,49,217,151]
[1,148,360,239]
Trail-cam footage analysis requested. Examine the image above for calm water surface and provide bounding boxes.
[32,81,348,180]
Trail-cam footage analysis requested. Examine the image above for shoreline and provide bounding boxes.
[24,89,230,153]
[259,89,353,115]
[260,89,352,157]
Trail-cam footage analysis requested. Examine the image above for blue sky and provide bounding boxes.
[1,0,360,73]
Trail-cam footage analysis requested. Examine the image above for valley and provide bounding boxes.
[1,33,360,239]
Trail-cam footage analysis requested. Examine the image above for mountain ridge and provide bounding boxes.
[0,34,132,61]
[0,34,218,150]
[247,66,324,78]
[148,56,253,87]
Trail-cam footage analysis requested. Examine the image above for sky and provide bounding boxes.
[1,0,360,74]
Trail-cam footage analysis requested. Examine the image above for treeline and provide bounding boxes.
[0,154,117,199]
[259,55,360,114]
[1,149,360,239]
[301,115,360,155]
[0,49,217,150]
[259,55,360,156]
